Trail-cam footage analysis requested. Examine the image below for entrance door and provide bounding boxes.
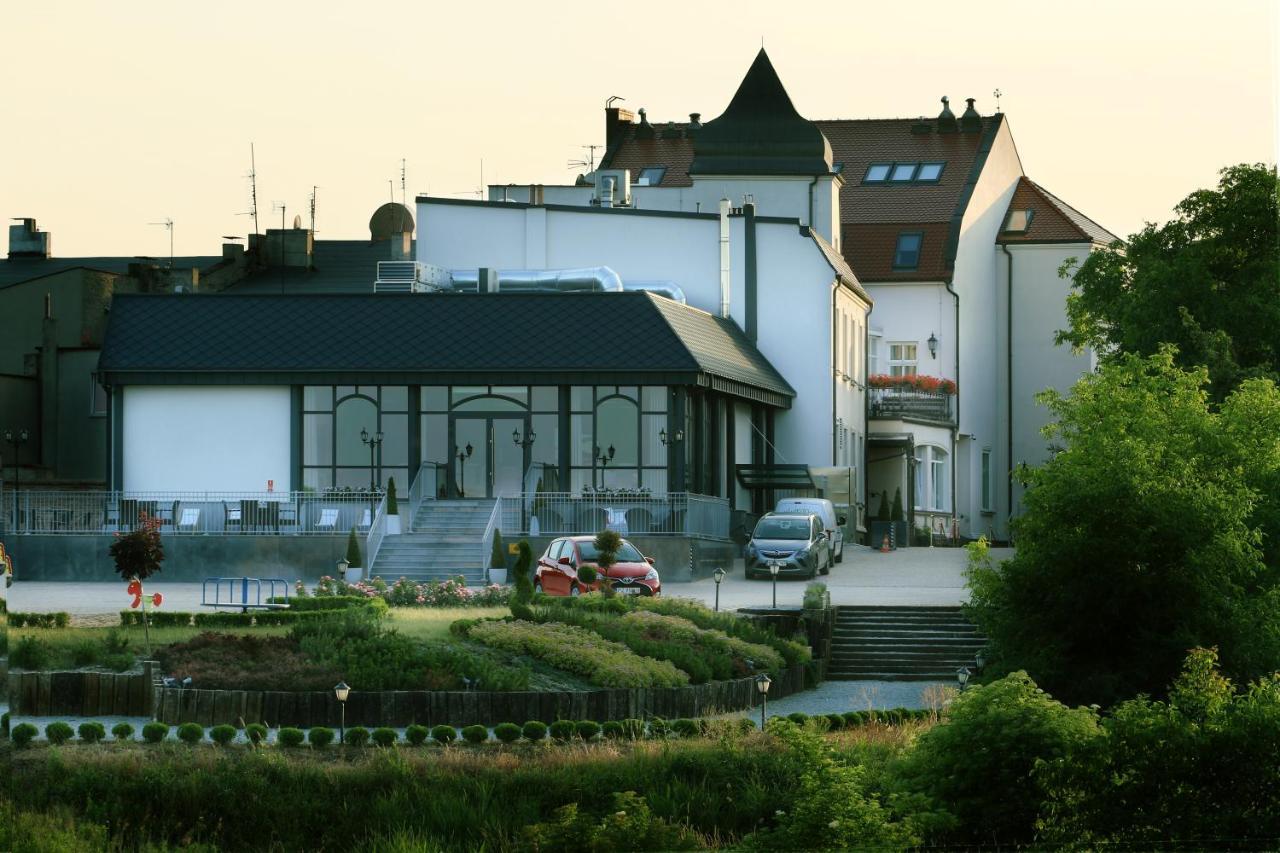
[451,416,527,498]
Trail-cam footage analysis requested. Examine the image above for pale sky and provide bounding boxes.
[4,0,1276,258]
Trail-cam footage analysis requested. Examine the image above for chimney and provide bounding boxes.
[263,225,314,270]
[960,98,982,132]
[937,96,958,134]
[635,108,655,140]
[688,112,702,129]
[605,104,636,150]
[8,218,51,258]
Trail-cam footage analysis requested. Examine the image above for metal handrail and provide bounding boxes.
[407,461,442,532]
[499,491,729,539]
[365,493,389,581]
[480,497,503,582]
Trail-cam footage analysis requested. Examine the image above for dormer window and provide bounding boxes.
[636,166,666,186]
[893,232,923,270]
[864,163,892,183]
[1003,209,1034,233]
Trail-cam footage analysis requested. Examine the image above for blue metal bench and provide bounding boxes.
[201,577,291,612]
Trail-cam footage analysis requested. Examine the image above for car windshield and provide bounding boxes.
[577,541,645,562]
[753,518,809,540]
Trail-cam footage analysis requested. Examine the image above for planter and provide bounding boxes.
[343,566,364,584]
[488,568,508,585]
[868,521,909,550]
[386,515,402,535]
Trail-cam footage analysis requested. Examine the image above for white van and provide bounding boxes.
[774,497,846,565]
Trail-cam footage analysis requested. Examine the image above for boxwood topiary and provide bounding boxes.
[649,718,670,738]
[2,711,10,737]
[601,720,623,740]
[549,720,575,742]
[245,723,268,745]
[825,713,845,731]
[78,722,107,744]
[521,720,547,741]
[209,724,237,746]
[430,725,456,744]
[12,722,38,747]
[574,720,601,741]
[461,724,488,744]
[142,722,169,743]
[307,727,334,748]
[177,723,204,745]
[672,718,700,738]
[405,724,429,746]
[278,727,305,748]
[344,726,370,747]
[619,718,644,740]
[111,722,135,742]
[46,722,74,745]
[371,727,398,747]
[494,722,521,743]
[786,712,810,726]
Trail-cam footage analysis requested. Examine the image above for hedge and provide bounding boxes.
[9,612,71,629]
[141,722,169,743]
[78,722,107,744]
[308,727,335,748]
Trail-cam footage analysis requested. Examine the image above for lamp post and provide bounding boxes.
[768,560,781,609]
[360,427,383,515]
[755,672,772,730]
[712,566,726,612]
[956,666,971,692]
[454,442,474,497]
[4,428,30,530]
[333,681,350,744]
[594,444,615,489]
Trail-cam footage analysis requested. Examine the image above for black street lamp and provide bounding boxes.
[594,444,616,489]
[956,666,971,692]
[755,673,772,730]
[334,681,350,744]
[361,427,383,517]
[455,443,474,497]
[768,560,781,609]
[512,428,536,449]
[712,566,726,612]
[4,427,30,491]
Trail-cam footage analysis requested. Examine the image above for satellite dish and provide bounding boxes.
[292,214,303,229]
[369,202,415,240]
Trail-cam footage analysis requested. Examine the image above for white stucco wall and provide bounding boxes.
[862,282,957,384]
[123,386,291,492]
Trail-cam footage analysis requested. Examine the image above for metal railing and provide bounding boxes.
[408,461,443,529]
[494,492,729,539]
[1,490,380,536]
[364,492,389,580]
[480,498,503,581]
[869,387,956,423]
[373,260,418,292]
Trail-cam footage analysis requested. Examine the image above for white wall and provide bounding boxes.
[863,282,957,383]
[123,386,292,492]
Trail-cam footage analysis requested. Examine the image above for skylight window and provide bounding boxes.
[916,162,944,182]
[1003,209,1034,233]
[864,164,892,183]
[893,232,923,270]
[636,166,666,186]
[890,163,918,182]
[865,162,947,185]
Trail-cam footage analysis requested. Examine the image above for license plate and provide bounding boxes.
[616,586,641,595]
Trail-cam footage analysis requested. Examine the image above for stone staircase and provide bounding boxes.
[827,606,986,681]
[367,500,494,585]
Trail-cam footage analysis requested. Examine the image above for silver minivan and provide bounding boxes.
[775,497,846,563]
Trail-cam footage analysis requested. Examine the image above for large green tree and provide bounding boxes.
[1059,163,1279,402]
[967,350,1280,705]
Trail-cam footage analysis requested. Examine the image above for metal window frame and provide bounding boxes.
[892,231,925,270]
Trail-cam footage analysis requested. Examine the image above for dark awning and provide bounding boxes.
[734,464,815,490]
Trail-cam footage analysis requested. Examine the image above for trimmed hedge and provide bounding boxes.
[246,723,268,745]
[461,725,489,744]
[371,727,399,747]
[78,722,107,744]
[307,727,335,748]
[406,724,429,746]
[210,725,237,746]
[46,722,74,745]
[430,725,456,744]
[278,728,305,748]
[142,722,169,743]
[8,612,71,629]
[344,727,370,747]
[12,722,38,747]
[111,723,135,742]
[177,723,204,745]
[574,720,601,741]
[549,720,576,742]
[521,721,547,741]
[494,722,521,743]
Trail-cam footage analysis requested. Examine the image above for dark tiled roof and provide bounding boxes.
[224,240,400,293]
[0,256,220,288]
[809,230,873,301]
[99,291,794,405]
[997,178,1119,245]
[843,222,951,282]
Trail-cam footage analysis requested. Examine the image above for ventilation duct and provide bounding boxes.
[621,279,687,304]
[445,266,624,293]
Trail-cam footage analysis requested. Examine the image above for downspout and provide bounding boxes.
[807,175,819,234]
[946,277,959,531]
[831,279,839,465]
[744,202,757,342]
[1002,244,1014,536]
[863,298,874,533]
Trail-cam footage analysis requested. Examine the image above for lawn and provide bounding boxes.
[389,606,508,640]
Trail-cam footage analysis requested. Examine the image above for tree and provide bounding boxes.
[385,477,399,515]
[489,529,505,570]
[592,528,622,570]
[966,350,1280,705]
[510,540,535,620]
[877,490,891,522]
[1059,163,1280,402]
[109,512,165,655]
[890,487,904,523]
[345,527,363,568]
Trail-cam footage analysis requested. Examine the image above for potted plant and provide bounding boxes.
[385,477,401,534]
[343,527,364,583]
[869,490,894,550]
[488,529,508,584]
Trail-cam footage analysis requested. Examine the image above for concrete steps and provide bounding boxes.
[368,500,495,585]
[826,605,986,681]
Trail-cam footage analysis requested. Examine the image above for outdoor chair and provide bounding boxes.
[176,506,201,532]
[315,507,340,532]
[625,507,654,533]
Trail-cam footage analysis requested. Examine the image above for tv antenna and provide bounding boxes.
[448,158,485,198]
[993,88,1003,112]
[568,144,601,173]
[148,218,174,268]
[309,186,319,234]
[239,143,260,235]
[272,201,286,292]
[400,158,407,208]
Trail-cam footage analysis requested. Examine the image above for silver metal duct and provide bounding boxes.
[621,279,687,304]
[446,266,624,293]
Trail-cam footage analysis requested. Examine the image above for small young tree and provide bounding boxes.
[592,528,623,597]
[891,488,905,523]
[345,527,363,568]
[109,512,165,656]
[490,529,506,571]
[385,477,399,515]
[511,540,534,619]
[877,490,892,522]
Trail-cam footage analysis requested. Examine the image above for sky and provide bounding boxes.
[3,0,1277,258]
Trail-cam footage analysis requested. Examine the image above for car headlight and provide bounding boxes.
[795,547,809,559]
[644,567,659,581]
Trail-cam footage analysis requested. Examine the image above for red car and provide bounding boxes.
[534,536,662,597]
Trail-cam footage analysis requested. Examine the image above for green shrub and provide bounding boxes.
[601,720,623,739]
[549,720,576,742]
[494,722,521,743]
[245,723,268,745]
[141,722,169,743]
[307,727,334,748]
[12,723,38,747]
[511,540,534,609]
[345,527,363,568]
[619,718,645,740]
[521,720,547,741]
[672,718,700,738]
[345,726,370,747]
[2,712,9,737]
[77,722,107,744]
[371,727,398,747]
[176,723,204,745]
[278,727,305,748]
[386,476,399,515]
[786,712,809,726]
[11,636,52,669]
[824,713,845,731]
[574,720,601,741]
[490,528,505,570]
[649,718,670,738]
[8,611,72,629]
[430,725,456,745]
[45,721,73,745]
[843,710,867,727]
[461,725,488,744]
[209,724,237,746]
[522,790,704,852]
[405,724,429,745]
[70,638,101,667]
[576,564,598,585]
[192,611,253,628]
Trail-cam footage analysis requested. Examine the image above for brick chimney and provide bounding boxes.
[8,218,50,258]
[605,105,636,150]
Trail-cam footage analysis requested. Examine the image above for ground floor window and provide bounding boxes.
[913,444,949,512]
[302,385,408,492]
[981,448,992,511]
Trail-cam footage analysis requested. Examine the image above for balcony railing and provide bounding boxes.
[869,387,956,424]
[494,492,730,540]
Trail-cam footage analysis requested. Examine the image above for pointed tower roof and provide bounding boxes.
[689,49,834,177]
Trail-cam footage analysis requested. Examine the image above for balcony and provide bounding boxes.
[869,378,956,425]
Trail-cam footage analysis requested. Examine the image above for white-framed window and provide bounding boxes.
[913,445,950,512]
[981,448,992,511]
[869,331,883,376]
[89,377,108,417]
[889,342,917,377]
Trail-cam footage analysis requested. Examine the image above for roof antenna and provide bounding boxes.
[993,88,1003,113]
[309,186,319,234]
[272,201,286,293]
[148,218,174,268]
[568,144,600,173]
[239,143,260,236]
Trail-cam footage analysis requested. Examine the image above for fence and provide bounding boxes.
[498,492,730,539]
[1,490,381,536]
[9,664,159,718]
[868,387,955,423]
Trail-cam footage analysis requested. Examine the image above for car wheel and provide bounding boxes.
[533,581,543,594]
[570,585,581,597]
[835,545,844,564]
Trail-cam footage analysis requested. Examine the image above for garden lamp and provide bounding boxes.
[334,681,350,744]
[769,561,781,609]
[956,666,971,692]
[927,332,939,359]
[975,649,986,672]
[755,673,772,729]
[712,566,726,612]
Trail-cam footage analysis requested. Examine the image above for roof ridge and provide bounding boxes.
[1026,179,1120,243]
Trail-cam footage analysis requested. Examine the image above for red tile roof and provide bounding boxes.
[997,178,1118,245]
[842,222,952,282]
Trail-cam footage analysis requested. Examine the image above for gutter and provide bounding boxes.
[1002,243,1014,534]
[831,279,839,466]
[946,277,959,529]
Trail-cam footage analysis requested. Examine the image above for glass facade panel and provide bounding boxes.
[602,467,639,490]
[451,386,488,405]
[336,468,371,489]
[304,386,332,410]
[570,386,593,411]
[570,414,594,466]
[531,413,558,467]
[641,386,668,412]
[596,396,638,466]
[380,414,408,466]
[531,386,558,411]
[421,414,448,464]
[336,396,378,465]
[490,386,529,406]
[302,415,332,465]
[615,386,638,402]
[383,468,409,492]
[381,386,408,411]
[422,387,448,411]
[642,468,668,492]
[641,413,666,466]
[452,395,524,412]
[303,468,332,490]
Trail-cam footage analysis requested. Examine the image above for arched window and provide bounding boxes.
[302,386,409,491]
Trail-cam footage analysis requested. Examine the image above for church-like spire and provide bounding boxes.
[689,49,833,177]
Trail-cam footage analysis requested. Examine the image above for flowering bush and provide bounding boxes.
[868,374,957,394]
[305,575,510,608]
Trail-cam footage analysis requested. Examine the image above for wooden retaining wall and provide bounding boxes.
[9,663,159,718]
[152,664,810,728]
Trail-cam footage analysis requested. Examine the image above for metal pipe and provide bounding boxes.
[621,280,687,304]
[718,198,731,318]
[447,266,624,293]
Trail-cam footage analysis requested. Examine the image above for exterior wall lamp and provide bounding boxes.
[512,428,536,448]
[658,428,684,447]
[928,332,939,359]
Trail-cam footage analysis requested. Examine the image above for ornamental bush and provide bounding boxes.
[77,722,107,744]
[111,722,134,742]
[787,712,810,726]
[549,720,575,742]
[405,724,429,746]
[278,727,305,748]
[245,723,268,746]
[176,723,204,745]
[306,727,334,748]
[46,722,74,745]
[430,725,456,744]
[672,718,700,738]
[141,722,169,743]
[601,720,623,740]
[488,722,518,744]
[12,722,38,747]
[574,720,601,741]
[371,727,398,748]
[649,718,670,739]
[345,527,363,568]
[619,718,645,740]
[344,727,370,747]
[209,725,237,746]
[521,720,547,741]
[461,725,488,744]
